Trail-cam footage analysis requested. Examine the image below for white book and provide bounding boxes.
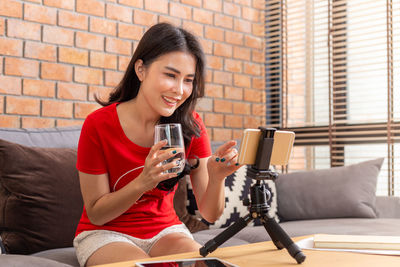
[314,234,400,251]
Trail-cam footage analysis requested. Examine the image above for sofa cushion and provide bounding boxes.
[0,139,83,254]
[276,158,384,221]
[0,254,72,267]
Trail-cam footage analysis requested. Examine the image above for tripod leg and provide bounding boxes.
[262,215,306,264]
[199,214,252,257]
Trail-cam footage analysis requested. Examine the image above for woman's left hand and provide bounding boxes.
[207,140,242,181]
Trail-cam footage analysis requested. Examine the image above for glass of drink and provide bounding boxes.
[154,123,185,174]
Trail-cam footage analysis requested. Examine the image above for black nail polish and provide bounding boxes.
[221,158,226,162]
[235,163,239,166]
[216,157,220,162]
[172,150,177,154]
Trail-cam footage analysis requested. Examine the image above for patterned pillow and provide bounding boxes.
[186,165,279,229]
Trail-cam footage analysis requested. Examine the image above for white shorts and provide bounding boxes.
[73,224,193,267]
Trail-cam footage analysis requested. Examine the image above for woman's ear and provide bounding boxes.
[135,59,145,81]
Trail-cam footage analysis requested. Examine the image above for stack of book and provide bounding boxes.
[314,234,400,251]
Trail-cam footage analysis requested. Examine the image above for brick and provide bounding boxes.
[0,0,22,18]
[233,102,250,115]
[214,43,232,57]
[0,76,21,95]
[0,18,4,35]
[203,0,222,12]
[44,0,74,10]
[90,17,117,36]
[118,55,131,71]
[234,73,251,87]
[75,67,103,85]
[198,38,212,54]
[5,57,39,78]
[24,3,57,25]
[7,20,40,41]
[182,21,203,38]
[22,117,55,128]
[244,62,261,76]
[252,77,264,90]
[42,99,73,118]
[213,71,232,85]
[105,70,123,87]
[6,96,40,115]
[41,63,73,82]
[205,113,223,127]
[0,115,20,127]
[0,56,2,72]
[25,0,41,3]
[207,55,223,70]
[181,0,201,7]
[90,52,117,69]
[215,14,233,29]
[213,128,232,141]
[244,88,261,102]
[118,0,143,8]
[235,0,251,6]
[57,119,84,127]
[252,103,265,116]
[170,3,191,20]
[58,10,88,30]
[0,97,4,113]
[76,0,105,17]
[118,23,143,40]
[144,0,168,14]
[23,79,55,97]
[58,82,87,100]
[25,41,56,62]
[193,8,213,25]
[195,98,212,112]
[133,10,158,26]
[214,99,232,113]
[43,26,74,46]
[59,47,88,66]
[205,84,223,98]
[234,18,252,34]
[225,114,243,128]
[205,69,212,83]
[252,0,265,10]
[158,16,181,26]
[88,85,113,101]
[223,2,241,17]
[0,38,22,56]
[243,6,259,22]
[232,129,243,140]
[224,86,243,100]
[245,35,262,49]
[226,31,243,45]
[244,116,261,128]
[233,46,250,60]
[76,32,104,51]
[252,23,264,37]
[252,50,264,64]
[225,59,242,73]
[74,102,100,119]
[106,4,132,23]
[106,37,132,55]
[205,26,224,42]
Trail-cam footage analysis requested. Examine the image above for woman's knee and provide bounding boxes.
[149,233,201,257]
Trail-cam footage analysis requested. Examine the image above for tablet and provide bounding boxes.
[135,257,239,267]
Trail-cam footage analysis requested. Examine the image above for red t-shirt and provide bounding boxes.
[75,103,211,239]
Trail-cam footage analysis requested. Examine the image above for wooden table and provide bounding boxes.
[94,236,400,267]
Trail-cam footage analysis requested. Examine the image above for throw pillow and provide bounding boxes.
[173,176,209,233]
[187,165,279,229]
[276,158,384,221]
[0,139,83,254]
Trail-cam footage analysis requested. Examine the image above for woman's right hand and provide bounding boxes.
[137,140,182,192]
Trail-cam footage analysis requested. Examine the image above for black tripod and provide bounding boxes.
[199,128,306,264]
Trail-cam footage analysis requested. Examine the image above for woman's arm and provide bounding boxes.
[79,140,181,226]
[190,140,241,223]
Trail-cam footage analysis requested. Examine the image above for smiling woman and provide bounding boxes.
[73,23,242,267]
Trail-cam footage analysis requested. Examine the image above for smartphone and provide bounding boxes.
[135,257,239,267]
[237,129,295,166]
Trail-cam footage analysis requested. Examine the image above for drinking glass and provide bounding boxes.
[154,123,185,174]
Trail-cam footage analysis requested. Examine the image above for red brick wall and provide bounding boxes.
[0,0,265,141]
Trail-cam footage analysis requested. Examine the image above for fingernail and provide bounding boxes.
[235,163,239,166]
[172,150,177,154]
[215,157,220,162]
[176,160,181,166]
[221,158,226,162]
[177,172,181,176]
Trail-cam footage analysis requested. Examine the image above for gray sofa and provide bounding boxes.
[1,126,399,267]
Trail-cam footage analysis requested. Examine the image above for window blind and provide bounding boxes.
[265,0,400,196]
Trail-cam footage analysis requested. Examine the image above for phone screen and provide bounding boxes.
[135,257,238,267]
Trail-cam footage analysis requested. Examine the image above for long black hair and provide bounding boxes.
[96,23,206,147]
